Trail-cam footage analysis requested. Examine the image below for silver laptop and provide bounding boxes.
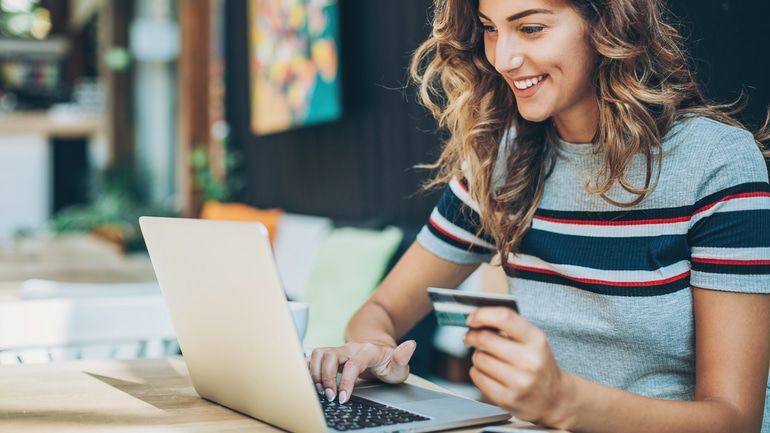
[139,216,511,433]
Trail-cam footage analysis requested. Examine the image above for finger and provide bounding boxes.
[466,306,539,343]
[337,352,373,404]
[309,348,327,393]
[469,365,513,410]
[377,340,416,383]
[471,349,523,389]
[464,328,530,366]
[320,350,342,400]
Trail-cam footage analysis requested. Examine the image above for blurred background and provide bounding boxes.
[0,0,767,396]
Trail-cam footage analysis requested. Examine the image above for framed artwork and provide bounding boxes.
[248,0,342,136]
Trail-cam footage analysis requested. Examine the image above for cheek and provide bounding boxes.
[544,40,595,92]
[564,50,596,94]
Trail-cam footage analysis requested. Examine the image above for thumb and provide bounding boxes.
[372,340,416,383]
[392,340,417,367]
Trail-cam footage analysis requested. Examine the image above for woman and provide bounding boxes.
[309,0,770,431]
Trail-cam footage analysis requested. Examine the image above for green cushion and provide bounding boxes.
[302,226,403,349]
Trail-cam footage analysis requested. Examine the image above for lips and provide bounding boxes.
[510,74,548,98]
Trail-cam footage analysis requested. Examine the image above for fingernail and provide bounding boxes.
[315,383,323,394]
[339,390,348,404]
[325,388,336,401]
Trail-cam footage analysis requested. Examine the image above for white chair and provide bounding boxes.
[273,213,333,301]
[0,295,177,364]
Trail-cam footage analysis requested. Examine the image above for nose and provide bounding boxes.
[494,36,524,74]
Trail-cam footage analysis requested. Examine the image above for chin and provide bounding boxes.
[517,105,551,123]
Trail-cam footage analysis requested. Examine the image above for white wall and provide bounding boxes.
[0,134,50,242]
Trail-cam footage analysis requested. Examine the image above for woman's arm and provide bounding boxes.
[345,241,479,345]
[465,288,770,432]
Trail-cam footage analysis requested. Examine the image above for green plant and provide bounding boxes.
[191,145,245,202]
[48,163,175,252]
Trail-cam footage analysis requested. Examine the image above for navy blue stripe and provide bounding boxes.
[426,223,494,255]
[535,205,692,222]
[693,181,770,211]
[505,266,690,297]
[435,184,495,244]
[692,261,770,275]
[519,229,689,271]
[689,210,770,248]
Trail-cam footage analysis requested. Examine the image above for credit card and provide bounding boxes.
[428,287,519,327]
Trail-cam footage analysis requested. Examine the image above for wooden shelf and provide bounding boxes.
[0,110,103,138]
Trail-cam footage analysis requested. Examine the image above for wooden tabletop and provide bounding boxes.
[0,357,561,432]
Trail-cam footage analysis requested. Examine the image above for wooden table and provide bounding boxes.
[0,234,157,302]
[0,357,561,432]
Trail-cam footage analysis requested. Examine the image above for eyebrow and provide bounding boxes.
[478,8,554,22]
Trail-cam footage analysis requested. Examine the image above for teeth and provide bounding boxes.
[513,75,545,90]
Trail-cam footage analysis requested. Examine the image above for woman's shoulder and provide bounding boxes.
[667,115,768,197]
[666,115,757,151]
[666,115,764,167]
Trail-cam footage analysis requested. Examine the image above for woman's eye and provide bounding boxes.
[482,25,497,33]
[521,26,545,34]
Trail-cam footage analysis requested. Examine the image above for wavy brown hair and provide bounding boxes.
[410,0,770,264]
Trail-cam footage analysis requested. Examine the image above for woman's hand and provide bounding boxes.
[464,307,575,429]
[308,340,417,405]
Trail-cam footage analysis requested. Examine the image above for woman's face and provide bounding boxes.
[478,0,597,124]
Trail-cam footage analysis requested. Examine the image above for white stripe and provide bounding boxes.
[532,217,689,237]
[507,253,691,283]
[433,302,477,315]
[448,176,481,214]
[691,247,770,261]
[691,196,770,226]
[531,195,770,237]
[430,209,495,250]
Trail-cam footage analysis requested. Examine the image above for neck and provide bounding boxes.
[552,99,599,144]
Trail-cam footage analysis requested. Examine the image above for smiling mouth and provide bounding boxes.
[513,74,548,90]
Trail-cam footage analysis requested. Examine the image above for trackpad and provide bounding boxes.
[353,383,445,404]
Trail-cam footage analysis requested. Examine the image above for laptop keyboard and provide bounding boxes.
[320,393,430,431]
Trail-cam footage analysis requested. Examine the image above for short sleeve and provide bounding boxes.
[688,128,770,293]
[416,175,497,264]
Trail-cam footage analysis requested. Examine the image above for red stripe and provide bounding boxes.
[533,215,691,226]
[428,217,484,249]
[694,192,770,216]
[506,262,690,287]
[692,257,770,266]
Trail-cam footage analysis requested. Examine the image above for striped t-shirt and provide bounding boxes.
[417,116,770,427]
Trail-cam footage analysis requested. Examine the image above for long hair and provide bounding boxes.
[410,0,770,264]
